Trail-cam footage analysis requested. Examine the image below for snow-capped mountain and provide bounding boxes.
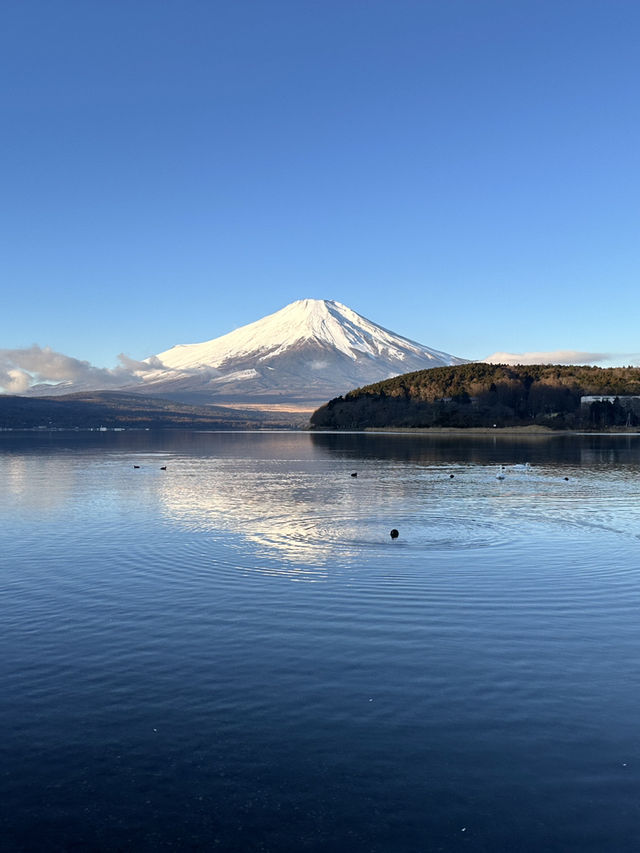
[132,299,467,408]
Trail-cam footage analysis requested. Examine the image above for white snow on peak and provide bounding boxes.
[150,299,460,371]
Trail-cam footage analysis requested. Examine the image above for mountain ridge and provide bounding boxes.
[0,391,306,430]
[150,299,463,369]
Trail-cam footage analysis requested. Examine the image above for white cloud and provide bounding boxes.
[117,353,164,372]
[0,345,166,394]
[481,350,630,366]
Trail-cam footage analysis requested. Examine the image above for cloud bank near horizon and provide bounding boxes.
[0,346,165,394]
[482,350,640,367]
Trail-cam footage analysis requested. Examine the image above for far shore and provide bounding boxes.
[364,425,556,435]
[342,425,640,436]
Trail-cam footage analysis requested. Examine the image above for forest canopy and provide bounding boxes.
[310,364,640,430]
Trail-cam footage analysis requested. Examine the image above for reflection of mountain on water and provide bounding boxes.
[7,431,640,577]
[156,452,385,573]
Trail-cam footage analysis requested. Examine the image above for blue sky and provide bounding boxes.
[2,0,639,381]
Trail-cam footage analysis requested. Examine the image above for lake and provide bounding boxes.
[2,429,640,852]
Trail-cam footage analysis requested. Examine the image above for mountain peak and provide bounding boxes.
[152,298,462,370]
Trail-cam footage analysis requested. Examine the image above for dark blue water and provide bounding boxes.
[2,430,640,851]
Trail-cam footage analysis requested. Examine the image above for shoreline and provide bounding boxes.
[346,425,640,436]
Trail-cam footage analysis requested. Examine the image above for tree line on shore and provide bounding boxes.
[0,391,297,430]
[310,363,640,430]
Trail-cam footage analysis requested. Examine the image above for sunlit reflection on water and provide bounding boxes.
[153,449,640,576]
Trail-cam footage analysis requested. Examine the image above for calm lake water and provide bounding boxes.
[2,430,640,852]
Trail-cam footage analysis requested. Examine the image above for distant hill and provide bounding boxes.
[0,391,306,431]
[310,363,640,430]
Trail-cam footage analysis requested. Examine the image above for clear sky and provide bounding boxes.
[2,0,639,382]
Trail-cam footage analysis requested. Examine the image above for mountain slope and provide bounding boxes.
[134,299,467,407]
[153,299,460,369]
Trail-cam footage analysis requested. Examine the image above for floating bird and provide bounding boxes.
[351,472,357,478]
[390,529,399,539]
[133,465,140,469]
[160,466,167,471]
[449,474,455,479]
[564,476,569,481]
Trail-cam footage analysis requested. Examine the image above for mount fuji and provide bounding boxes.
[128,299,468,409]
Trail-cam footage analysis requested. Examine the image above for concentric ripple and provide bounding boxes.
[146,453,640,575]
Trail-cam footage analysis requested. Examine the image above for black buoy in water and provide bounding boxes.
[390,529,399,540]
[449,474,454,479]
[133,465,140,469]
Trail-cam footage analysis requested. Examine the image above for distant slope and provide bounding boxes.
[310,363,640,429]
[0,391,306,430]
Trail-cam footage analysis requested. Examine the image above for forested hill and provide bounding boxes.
[0,391,305,430]
[309,364,640,430]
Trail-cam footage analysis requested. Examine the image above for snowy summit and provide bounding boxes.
[135,299,467,409]
[153,299,461,370]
